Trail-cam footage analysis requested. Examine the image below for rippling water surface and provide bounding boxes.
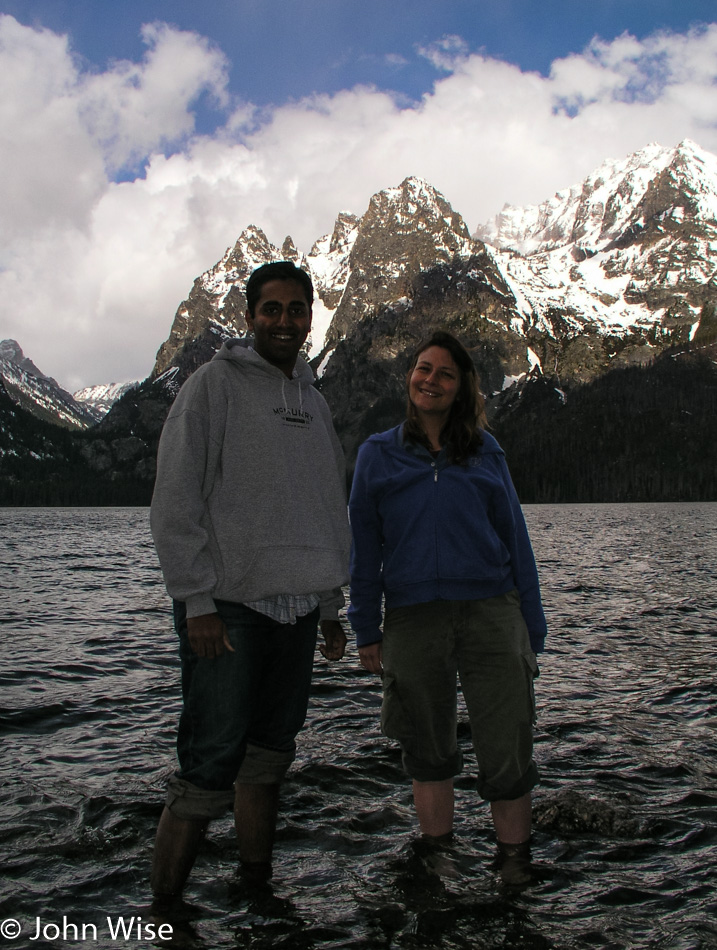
[1,505,716,949]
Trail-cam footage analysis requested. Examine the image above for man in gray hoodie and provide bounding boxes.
[149,261,350,904]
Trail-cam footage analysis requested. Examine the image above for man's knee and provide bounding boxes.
[235,742,296,785]
[166,743,295,820]
[165,775,234,821]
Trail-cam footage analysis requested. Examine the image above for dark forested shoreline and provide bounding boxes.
[2,347,716,507]
[494,349,717,504]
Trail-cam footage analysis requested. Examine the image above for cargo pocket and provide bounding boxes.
[523,651,540,725]
[380,672,415,748]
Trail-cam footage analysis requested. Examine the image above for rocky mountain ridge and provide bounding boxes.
[0,340,98,430]
[475,139,717,358]
[0,340,138,427]
[149,139,717,403]
[151,175,508,387]
[3,139,717,503]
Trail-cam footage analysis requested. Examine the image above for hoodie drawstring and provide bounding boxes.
[281,377,303,412]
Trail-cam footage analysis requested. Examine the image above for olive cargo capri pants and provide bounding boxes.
[381,591,540,801]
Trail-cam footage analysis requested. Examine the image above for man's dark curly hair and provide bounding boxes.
[245,261,314,316]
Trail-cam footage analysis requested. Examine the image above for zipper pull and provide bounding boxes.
[432,461,438,482]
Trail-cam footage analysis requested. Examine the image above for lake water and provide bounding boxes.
[0,504,715,949]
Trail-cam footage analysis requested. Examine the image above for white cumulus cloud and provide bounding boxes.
[79,21,229,171]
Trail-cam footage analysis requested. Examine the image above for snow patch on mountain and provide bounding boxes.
[305,297,335,360]
[0,340,97,429]
[308,212,359,298]
[74,381,139,420]
[475,142,674,253]
[474,140,717,338]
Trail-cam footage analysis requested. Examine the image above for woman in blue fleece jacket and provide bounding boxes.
[348,330,547,884]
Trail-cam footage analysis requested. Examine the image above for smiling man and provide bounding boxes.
[149,261,350,906]
[245,278,312,376]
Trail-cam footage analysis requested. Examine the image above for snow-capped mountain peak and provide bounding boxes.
[475,140,717,255]
[362,175,473,254]
[472,139,717,343]
[474,142,672,254]
[152,175,481,377]
[149,140,717,395]
[73,381,139,420]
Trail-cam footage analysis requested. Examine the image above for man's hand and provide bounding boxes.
[358,642,383,675]
[187,613,234,658]
[319,619,347,660]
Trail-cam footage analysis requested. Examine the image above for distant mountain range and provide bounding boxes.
[153,139,717,391]
[2,139,716,505]
[74,381,140,420]
[0,340,137,428]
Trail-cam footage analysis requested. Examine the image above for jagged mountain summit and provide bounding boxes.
[475,139,717,357]
[152,217,366,381]
[151,141,717,399]
[94,138,717,491]
[319,177,479,349]
[151,176,486,384]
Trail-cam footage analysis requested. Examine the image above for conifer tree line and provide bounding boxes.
[494,351,717,503]
[1,348,716,506]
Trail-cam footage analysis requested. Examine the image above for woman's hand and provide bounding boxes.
[358,642,383,675]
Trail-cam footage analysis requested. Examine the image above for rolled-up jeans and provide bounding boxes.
[165,599,319,821]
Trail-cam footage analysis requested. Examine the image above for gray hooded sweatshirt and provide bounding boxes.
[150,339,350,620]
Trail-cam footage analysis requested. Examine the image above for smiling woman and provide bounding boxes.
[403,332,488,465]
[407,346,461,436]
[348,330,547,886]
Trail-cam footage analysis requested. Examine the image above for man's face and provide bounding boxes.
[245,279,312,376]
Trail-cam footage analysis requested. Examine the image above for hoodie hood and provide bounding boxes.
[212,337,315,385]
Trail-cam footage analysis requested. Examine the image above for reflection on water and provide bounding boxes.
[1,504,716,949]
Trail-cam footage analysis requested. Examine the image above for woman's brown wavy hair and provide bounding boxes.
[403,330,487,464]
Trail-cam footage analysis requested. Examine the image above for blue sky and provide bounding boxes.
[1,1,716,387]
[5,1,715,127]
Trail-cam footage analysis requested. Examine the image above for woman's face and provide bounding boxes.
[408,346,461,419]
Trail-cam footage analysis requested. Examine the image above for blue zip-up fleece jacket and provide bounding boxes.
[348,424,547,653]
